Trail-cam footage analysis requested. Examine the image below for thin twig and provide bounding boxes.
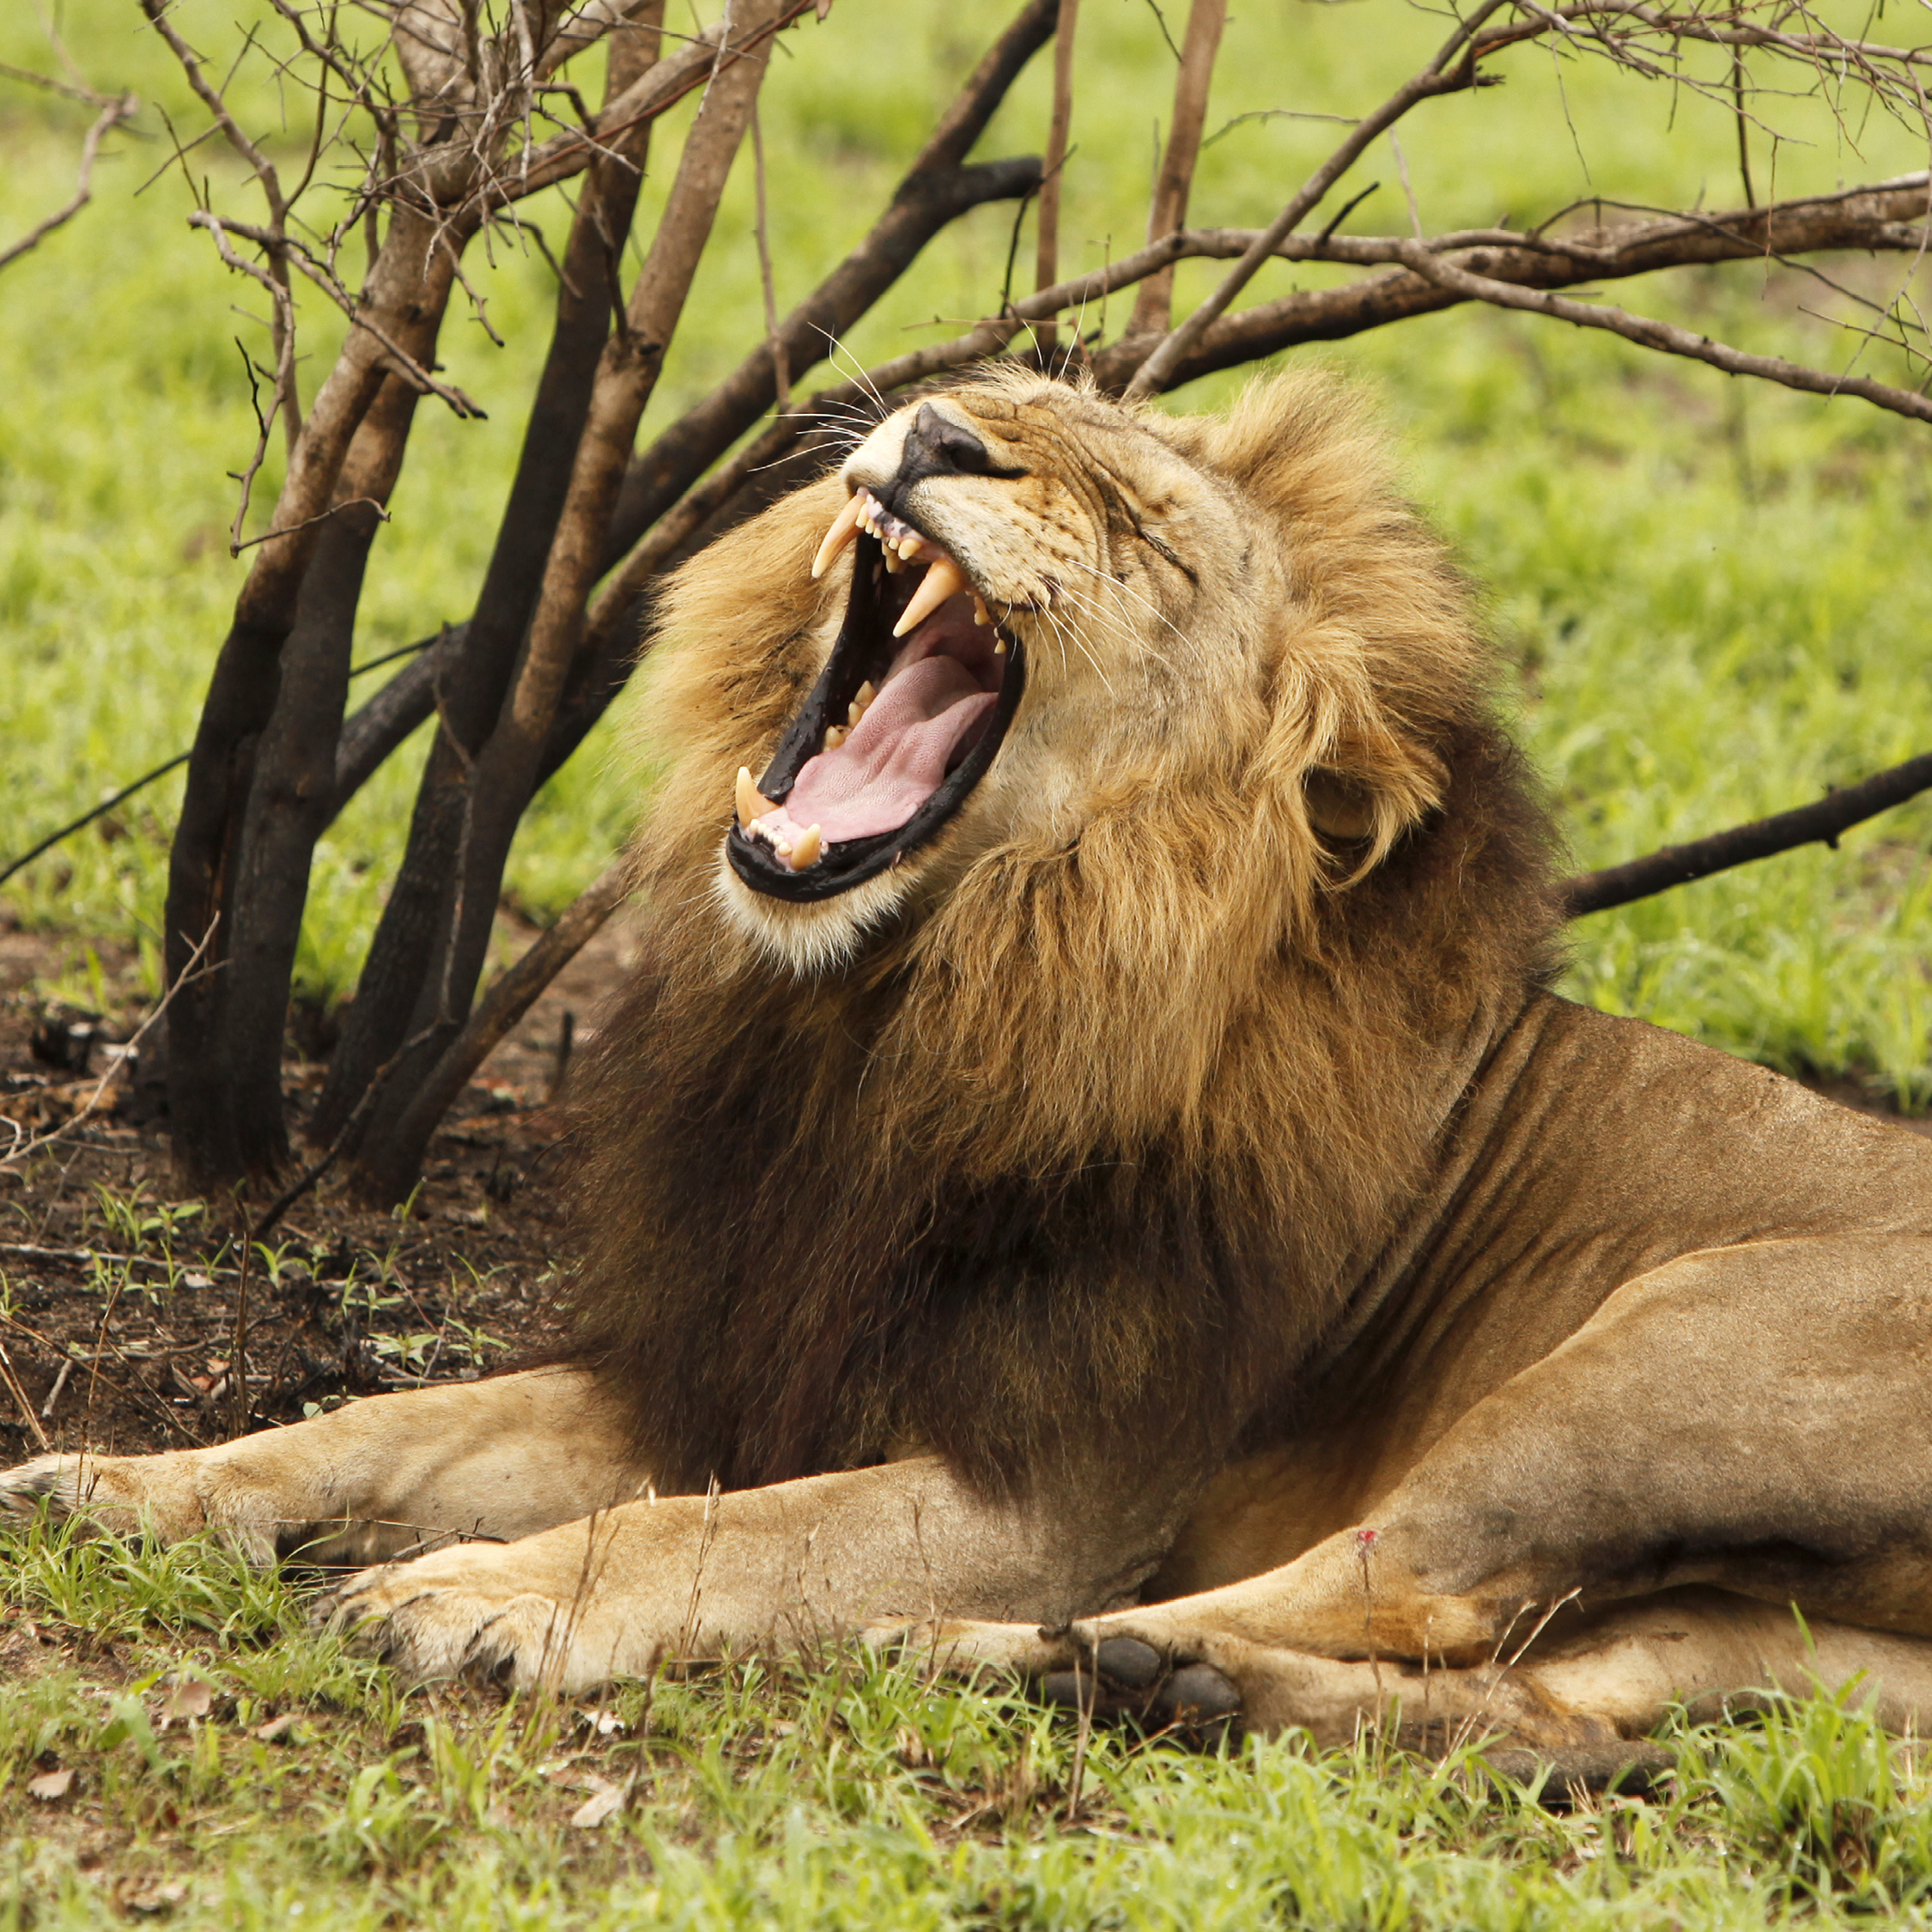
[0,922,219,1173]
[0,90,138,274]
[749,100,789,414]
[0,1340,51,1451]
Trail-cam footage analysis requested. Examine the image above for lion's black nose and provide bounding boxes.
[893,403,1023,490]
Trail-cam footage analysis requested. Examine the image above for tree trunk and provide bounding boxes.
[313,9,665,1145]
[349,0,788,1200]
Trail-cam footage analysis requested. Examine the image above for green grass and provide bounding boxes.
[2,0,1929,1097]
[8,1515,1932,1929]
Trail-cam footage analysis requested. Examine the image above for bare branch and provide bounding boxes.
[1032,0,1078,359]
[1390,236,1932,426]
[1084,176,1932,392]
[189,211,487,421]
[1126,0,1224,337]
[1122,0,1515,398]
[0,89,137,274]
[1564,752,1932,917]
[138,1,285,217]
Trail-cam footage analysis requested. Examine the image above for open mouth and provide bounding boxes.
[726,487,1025,902]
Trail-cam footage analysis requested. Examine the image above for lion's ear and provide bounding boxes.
[1295,726,1446,887]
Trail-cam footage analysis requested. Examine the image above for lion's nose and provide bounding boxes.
[894,403,1020,489]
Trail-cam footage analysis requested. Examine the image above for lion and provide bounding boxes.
[8,368,1932,1765]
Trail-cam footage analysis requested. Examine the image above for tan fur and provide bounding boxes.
[7,373,1931,1751]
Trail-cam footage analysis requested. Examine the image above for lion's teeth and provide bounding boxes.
[789,825,823,871]
[736,766,775,828]
[972,595,990,627]
[848,680,876,728]
[824,725,847,750]
[884,548,902,574]
[896,536,920,561]
[993,635,1007,656]
[892,555,968,639]
[811,493,865,579]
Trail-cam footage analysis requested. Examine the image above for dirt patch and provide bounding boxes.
[0,914,642,1463]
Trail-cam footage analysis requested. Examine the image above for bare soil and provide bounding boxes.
[0,914,641,1464]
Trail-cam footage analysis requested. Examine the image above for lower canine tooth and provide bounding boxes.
[789,825,823,870]
[736,766,776,828]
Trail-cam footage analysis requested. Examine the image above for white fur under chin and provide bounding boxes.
[712,847,914,976]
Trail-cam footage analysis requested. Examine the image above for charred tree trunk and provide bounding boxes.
[346,0,790,1200]
[164,203,459,1190]
[313,10,667,1145]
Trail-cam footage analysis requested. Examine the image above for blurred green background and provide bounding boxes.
[1,0,1928,1103]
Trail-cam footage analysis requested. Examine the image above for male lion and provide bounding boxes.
[8,371,1932,1757]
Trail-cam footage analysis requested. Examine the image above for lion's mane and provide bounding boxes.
[564,371,1561,1497]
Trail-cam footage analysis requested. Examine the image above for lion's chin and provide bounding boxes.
[713,844,919,976]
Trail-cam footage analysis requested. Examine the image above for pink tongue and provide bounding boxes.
[784,656,997,842]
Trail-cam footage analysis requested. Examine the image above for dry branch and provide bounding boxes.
[1033,0,1078,357]
[1391,239,1932,426]
[1564,754,1932,918]
[0,89,137,274]
[1126,0,1224,338]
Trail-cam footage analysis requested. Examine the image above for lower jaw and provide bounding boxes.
[726,645,1025,907]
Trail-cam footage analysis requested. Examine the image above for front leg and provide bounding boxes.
[0,1367,643,1564]
[325,1453,1194,1692]
[908,1236,1932,1743]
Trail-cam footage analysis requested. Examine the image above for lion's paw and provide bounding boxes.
[0,1450,232,1548]
[870,1614,1244,1741]
[319,1545,645,1693]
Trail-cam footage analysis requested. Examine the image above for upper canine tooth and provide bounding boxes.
[893,555,968,638]
[789,824,823,870]
[811,493,866,579]
[736,766,776,828]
